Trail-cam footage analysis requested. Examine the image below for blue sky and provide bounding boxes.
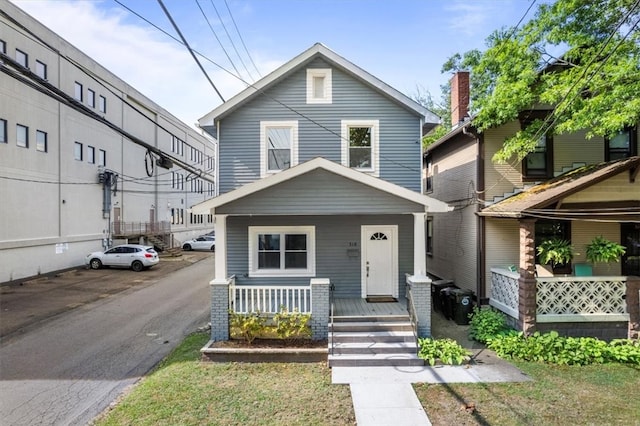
[11,0,540,127]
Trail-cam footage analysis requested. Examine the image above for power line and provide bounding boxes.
[195,0,243,80]
[0,9,216,185]
[223,0,261,78]
[156,0,225,102]
[208,0,255,82]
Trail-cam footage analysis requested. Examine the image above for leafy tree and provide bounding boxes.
[412,84,451,148]
[443,0,640,163]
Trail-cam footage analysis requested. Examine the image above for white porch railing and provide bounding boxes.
[489,268,520,320]
[229,280,312,314]
[489,268,629,323]
[536,276,628,322]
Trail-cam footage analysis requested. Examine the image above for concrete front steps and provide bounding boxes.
[328,315,423,367]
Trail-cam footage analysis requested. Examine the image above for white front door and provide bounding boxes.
[361,225,398,297]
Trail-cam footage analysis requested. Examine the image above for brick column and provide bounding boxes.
[407,275,432,337]
[210,280,230,341]
[627,276,640,340]
[310,278,330,340]
[518,218,537,335]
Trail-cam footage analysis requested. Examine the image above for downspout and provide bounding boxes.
[477,132,486,302]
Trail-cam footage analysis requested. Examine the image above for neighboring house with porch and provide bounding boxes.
[425,71,640,340]
[193,43,451,364]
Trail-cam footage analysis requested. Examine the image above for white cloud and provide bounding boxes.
[445,0,510,37]
[11,0,260,128]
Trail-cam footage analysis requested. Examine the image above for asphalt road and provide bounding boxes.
[0,253,213,426]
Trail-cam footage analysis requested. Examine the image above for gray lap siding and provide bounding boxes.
[218,57,422,194]
[226,215,414,298]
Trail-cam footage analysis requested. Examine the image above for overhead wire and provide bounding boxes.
[223,0,261,78]
[208,0,255,82]
[0,8,216,186]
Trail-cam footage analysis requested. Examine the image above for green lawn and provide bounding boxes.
[414,361,640,425]
[95,333,355,426]
[96,332,640,426]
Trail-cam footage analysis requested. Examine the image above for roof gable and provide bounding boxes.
[191,157,452,215]
[198,43,439,127]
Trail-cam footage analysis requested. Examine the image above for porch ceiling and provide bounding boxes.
[480,156,640,220]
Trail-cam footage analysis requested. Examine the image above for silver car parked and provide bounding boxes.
[85,244,159,272]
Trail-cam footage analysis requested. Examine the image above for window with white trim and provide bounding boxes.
[341,120,379,175]
[260,121,298,176]
[249,226,315,277]
[306,68,332,104]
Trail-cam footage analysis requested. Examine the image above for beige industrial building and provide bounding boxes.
[0,0,217,283]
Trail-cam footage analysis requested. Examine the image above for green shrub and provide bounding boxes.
[487,330,640,365]
[418,338,471,366]
[229,311,267,344]
[468,307,512,344]
[273,306,312,341]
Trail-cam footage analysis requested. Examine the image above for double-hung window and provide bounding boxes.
[249,226,315,277]
[605,127,637,161]
[341,120,379,175]
[523,134,553,179]
[260,121,298,176]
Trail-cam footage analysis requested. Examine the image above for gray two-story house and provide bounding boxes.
[193,44,450,347]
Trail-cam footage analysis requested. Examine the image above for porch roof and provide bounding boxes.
[479,156,640,219]
[191,157,453,215]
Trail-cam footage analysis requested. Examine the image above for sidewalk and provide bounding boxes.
[332,311,531,425]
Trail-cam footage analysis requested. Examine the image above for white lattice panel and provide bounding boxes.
[537,278,627,315]
[490,270,519,313]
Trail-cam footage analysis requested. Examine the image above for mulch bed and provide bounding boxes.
[208,338,327,349]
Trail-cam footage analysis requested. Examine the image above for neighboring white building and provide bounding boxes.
[0,0,217,283]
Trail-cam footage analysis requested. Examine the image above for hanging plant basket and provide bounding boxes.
[537,238,574,269]
[585,236,626,264]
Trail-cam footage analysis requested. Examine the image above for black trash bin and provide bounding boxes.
[450,288,474,325]
[440,286,458,320]
[431,280,454,313]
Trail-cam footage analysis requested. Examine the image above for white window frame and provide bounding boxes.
[306,68,332,104]
[248,226,316,277]
[341,119,379,176]
[260,120,298,177]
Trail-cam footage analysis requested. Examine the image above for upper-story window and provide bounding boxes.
[87,89,95,108]
[74,141,83,160]
[424,155,433,193]
[523,134,553,179]
[306,68,332,104]
[74,82,83,102]
[341,120,379,175]
[99,149,106,166]
[0,40,6,54]
[15,49,28,68]
[260,121,298,176]
[16,124,28,148]
[35,60,47,79]
[36,130,47,152]
[87,145,96,164]
[605,127,637,161]
[0,119,6,143]
[98,95,107,113]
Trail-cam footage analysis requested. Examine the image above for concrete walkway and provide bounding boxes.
[331,312,532,425]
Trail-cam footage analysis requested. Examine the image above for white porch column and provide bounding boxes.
[413,212,427,277]
[212,214,228,284]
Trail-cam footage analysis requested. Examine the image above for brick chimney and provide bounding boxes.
[450,71,470,128]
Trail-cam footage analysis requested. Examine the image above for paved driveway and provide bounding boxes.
[0,252,213,425]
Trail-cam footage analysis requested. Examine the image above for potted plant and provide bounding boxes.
[537,238,574,273]
[585,236,626,270]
